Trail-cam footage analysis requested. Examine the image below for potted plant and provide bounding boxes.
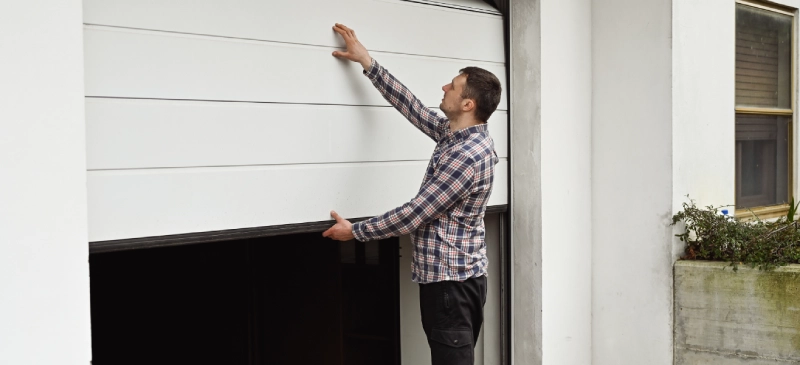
[671,199,800,364]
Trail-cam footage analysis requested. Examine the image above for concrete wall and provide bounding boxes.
[591,1,674,364]
[0,0,92,364]
[674,261,800,364]
[510,0,544,363]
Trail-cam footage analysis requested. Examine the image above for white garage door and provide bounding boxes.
[84,0,507,242]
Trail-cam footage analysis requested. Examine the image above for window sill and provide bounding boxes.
[735,203,790,221]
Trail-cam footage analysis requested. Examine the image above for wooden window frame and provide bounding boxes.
[735,0,797,219]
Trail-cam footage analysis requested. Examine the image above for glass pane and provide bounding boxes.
[736,4,792,109]
[735,114,790,208]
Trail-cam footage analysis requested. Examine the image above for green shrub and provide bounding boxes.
[672,199,800,270]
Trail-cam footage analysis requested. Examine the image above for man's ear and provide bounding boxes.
[462,99,476,113]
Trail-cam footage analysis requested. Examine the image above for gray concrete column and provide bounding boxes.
[509,0,543,364]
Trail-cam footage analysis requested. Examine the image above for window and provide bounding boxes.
[736,2,794,210]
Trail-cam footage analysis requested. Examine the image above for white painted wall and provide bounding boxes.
[0,1,92,364]
[671,0,736,258]
[591,0,674,364]
[82,0,508,242]
[671,0,800,220]
[540,0,593,364]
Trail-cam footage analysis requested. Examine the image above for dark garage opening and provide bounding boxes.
[90,232,400,365]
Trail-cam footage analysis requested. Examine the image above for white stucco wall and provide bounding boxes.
[672,0,800,218]
[541,0,593,364]
[671,0,736,258]
[0,1,92,364]
[591,0,674,364]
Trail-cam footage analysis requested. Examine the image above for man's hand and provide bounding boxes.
[331,23,372,70]
[322,210,355,241]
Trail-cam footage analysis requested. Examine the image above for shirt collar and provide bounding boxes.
[444,123,488,144]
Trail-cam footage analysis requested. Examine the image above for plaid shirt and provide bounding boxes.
[352,59,499,284]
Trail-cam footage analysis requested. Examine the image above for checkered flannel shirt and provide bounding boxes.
[352,59,499,284]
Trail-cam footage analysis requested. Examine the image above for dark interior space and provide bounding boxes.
[90,232,400,365]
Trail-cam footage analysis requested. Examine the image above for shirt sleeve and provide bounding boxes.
[351,151,475,242]
[363,58,449,143]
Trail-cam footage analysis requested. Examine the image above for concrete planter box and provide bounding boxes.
[674,261,800,364]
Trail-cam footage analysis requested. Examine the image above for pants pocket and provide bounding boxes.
[428,329,473,365]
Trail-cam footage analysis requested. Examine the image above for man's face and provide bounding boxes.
[440,74,467,119]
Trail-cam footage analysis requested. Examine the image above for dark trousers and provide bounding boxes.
[419,275,487,365]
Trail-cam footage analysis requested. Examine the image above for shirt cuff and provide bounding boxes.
[351,221,369,242]
[362,58,380,80]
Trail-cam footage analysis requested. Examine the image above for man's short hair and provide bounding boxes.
[459,67,502,123]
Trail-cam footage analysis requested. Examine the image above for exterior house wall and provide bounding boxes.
[672,0,800,218]
[591,1,674,364]
[510,0,592,364]
[541,0,593,364]
[82,0,508,242]
[0,0,92,364]
[672,0,736,259]
[12,0,795,363]
[671,0,800,363]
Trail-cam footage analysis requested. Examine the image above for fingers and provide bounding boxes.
[338,24,354,34]
[323,225,345,240]
[332,24,349,38]
[342,25,357,39]
[333,23,357,40]
[331,210,344,223]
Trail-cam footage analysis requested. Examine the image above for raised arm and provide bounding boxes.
[332,23,448,142]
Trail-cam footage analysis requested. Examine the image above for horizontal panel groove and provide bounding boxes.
[83,0,504,63]
[85,97,509,169]
[82,23,504,65]
[88,159,431,172]
[84,26,508,110]
[88,157,510,174]
[84,95,507,113]
[85,95,398,109]
[399,0,500,15]
[88,205,508,254]
[87,160,509,240]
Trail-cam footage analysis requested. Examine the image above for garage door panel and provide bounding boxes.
[84,26,507,110]
[83,0,503,63]
[86,98,508,170]
[87,159,508,241]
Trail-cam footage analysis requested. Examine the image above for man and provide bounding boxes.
[323,23,501,365]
